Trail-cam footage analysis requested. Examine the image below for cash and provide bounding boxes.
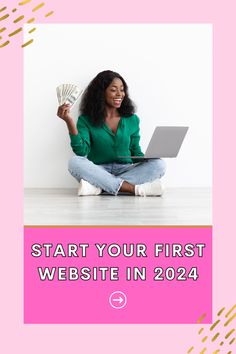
[56,84,83,107]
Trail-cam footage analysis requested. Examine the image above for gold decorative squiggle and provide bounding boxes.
[32,3,45,12]
[197,313,206,323]
[224,313,236,327]
[229,337,235,345]
[12,8,17,12]
[21,38,33,47]
[0,39,10,47]
[217,307,225,316]
[0,27,6,32]
[198,327,204,335]
[27,17,35,23]
[199,347,206,354]
[8,27,22,36]
[225,305,236,318]
[45,10,53,17]
[0,13,9,21]
[0,6,7,12]
[13,15,24,23]
[187,346,194,353]
[19,0,32,5]
[202,336,208,343]
[210,319,220,331]
[225,328,235,338]
[28,27,36,33]
[211,332,220,342]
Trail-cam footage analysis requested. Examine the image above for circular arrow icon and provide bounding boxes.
[109,291,127,309]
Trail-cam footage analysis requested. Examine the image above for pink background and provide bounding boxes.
[1,0,236,353]
[24,227,212,324]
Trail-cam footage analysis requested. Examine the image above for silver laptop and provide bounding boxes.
[119,126,189,159]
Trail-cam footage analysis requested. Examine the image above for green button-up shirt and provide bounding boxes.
[69,114,144,164]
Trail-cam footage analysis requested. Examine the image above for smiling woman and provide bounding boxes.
[57,70,166,196]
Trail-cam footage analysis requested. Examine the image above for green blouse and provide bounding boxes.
[69,114,144,164]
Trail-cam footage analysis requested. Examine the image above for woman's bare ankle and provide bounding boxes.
[119,181,135,194]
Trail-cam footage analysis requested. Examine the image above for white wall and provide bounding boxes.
[24,24,212,188]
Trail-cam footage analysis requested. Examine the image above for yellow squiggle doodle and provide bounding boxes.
[199,347,206,354]
[8,27,22,36]
[225,328,235,338]
[224,313,236,327]
[0,40,10,47]
[45,10,53,17]
[22,38,33,47]
[197,313,207,323]
[19,0,32,5]
[12,8,17,12]
[229,337,235,345]
[198,328,204,335]
[217,307,225,316]
[28,27,36,33]
[0,27,6,32]
[212,350,220,354]
[0,6,7,12]
[225,305,236,318]
[202,336,208,343]
[0,13,9,21]
[13,15,24,23]
[32,3,45,12]
[27,17,35,23]
[210,319,220,330]
[212,332,220,342]
[187,346,194,353]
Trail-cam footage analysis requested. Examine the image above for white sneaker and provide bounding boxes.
[77,179,102,196]
[135,179,164,197]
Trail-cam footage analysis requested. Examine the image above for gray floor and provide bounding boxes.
[24,188,211,225]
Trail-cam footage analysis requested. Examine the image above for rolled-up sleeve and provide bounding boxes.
[69,116,91,156]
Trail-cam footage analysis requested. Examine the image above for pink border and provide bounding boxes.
[1,0,236,352]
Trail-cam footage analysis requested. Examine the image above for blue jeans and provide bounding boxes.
[68,156,166,195]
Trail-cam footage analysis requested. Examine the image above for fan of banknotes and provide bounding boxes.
[56,84,83,108]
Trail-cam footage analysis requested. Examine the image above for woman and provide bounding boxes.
[57,70,166,196]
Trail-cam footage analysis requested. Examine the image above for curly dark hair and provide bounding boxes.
[79,70,136,125]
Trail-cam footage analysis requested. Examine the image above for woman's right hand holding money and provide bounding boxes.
[57,103,78,135]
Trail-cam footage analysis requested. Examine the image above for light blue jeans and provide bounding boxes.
[68,156,166,195]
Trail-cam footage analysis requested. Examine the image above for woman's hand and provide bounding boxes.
[57,103,73,122]
[57,103,78,135]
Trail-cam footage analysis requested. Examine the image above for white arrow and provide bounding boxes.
[112,297,123,304]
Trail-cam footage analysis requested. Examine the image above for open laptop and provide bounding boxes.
[118,126,189,159]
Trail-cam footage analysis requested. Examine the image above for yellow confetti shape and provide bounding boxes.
[220,341,224,345]
[200,347,206,354]
[28,27,36,33]
[0,39,10,47]
[212,332,220,342]
[22,38,33,47]
[19,0,32,5]
[224,313,236,327]
[197,313,207,323]
[201,336,208,343]
[12,8,17,12]
[225,328,235,338]
[13,15,24,23]
[187,346,194,353]
[198,327,204,335]
[32,2,45,12]
[0,13,9,21]
[0,27,6,32]
[0,6,7,12]
[27,17,35,23]
[217,307,225,316]
[210,319,220,330]
[229,337,235,345]
[8,27,22,36]
[45,10,54,17]
[226,304,236,318]
[212,350,220,354]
